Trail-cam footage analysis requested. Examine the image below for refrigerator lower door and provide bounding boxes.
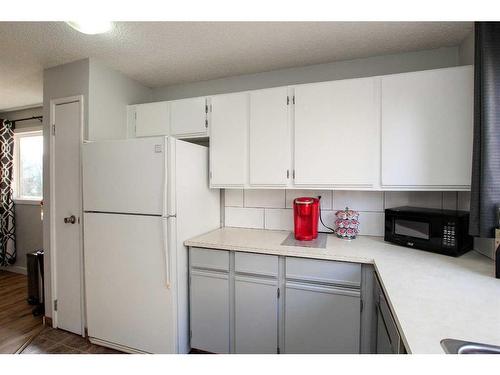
[84,212,175,353]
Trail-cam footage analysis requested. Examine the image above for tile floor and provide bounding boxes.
[21,327,122,354]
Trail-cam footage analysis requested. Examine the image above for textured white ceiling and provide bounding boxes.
[0,21,472,111]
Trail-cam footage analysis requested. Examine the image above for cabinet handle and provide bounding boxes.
[287,170,290,179]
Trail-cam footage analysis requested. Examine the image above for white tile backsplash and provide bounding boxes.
[285,190,333,210]
[223,189,465,237]
[357,212,385,236]
[442,192,457,210]
[458,191,471,211]
[384,191,443,209]
[244,189,286,208]
[225,207,264,229]
[334,191,384,212]
[224,189,244,207]
[265,208,294,231]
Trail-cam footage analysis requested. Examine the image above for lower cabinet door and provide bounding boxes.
[235,276,278,353]
[190,270,230,353]
[284,282,361,354]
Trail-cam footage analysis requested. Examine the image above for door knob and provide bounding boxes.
[64,215,76,224]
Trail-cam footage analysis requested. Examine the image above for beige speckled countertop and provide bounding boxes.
[185,227,500,354]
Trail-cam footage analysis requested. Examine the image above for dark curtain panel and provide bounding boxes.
[0,119,16,266]
[470,22,500,238]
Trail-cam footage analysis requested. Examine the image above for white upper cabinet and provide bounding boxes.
[294,77,380,188]
[210,92,249,187]
[134,102,170,137]
[249,87,291,187]
[381,66,473,189]
[170,97,208,138]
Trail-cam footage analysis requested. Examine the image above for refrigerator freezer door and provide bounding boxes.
[84,212,175,353]
[83,137,166,215]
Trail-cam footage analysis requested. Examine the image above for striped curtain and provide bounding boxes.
[0,119,16,266]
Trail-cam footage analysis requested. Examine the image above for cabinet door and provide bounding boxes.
[249,87,290,186]
[190,270,230,353]
[210,93,249,187]
[381,66,473,188]
[170,97,208,138]
[284,282,360,353]
[135,102,170,137]
[294,77,380,188]
[234,276,278,353]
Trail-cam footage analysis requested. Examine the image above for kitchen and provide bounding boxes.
[0,5,499,372]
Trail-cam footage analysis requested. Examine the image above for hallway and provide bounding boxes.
[0,270,43,353]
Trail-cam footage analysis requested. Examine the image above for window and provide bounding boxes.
[13,130,43,202]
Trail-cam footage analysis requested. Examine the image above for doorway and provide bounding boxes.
[49,96,84,336]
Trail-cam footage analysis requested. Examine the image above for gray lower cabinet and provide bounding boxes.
[284,282,361,353]
[190,269,230,353]
[234,276,278,353]
[189,248,366,354]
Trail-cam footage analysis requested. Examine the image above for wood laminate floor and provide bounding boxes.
[21,327,121,354]
[0,270,43,353]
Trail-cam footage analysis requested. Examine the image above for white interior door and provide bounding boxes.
[51,98,84,335]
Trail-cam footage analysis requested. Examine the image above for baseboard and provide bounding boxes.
[43,316,53,327]
[89,337,145,354]
[0,265,27,275]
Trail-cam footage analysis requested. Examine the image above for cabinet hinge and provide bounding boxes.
[277,347,280,354]
[205,104,208,114]
[205,119,208,128]
[53,299,58,312]
[277,287,280,299]
[292,170,295,179]
[360,299,364,313]
[52,124,56,136]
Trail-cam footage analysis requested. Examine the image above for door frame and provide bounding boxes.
[49,95,85,336]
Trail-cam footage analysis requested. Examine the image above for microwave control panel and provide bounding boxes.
[442,222,456,248]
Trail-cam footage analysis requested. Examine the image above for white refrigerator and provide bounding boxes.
[82,136,220,353]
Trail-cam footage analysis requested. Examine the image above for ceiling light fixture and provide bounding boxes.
[66,21,114,35]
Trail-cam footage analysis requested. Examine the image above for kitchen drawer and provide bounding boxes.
[234,252,278,277]
[190,247,229,272]
[285,257,361,287]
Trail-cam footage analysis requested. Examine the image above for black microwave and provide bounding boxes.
[384,206,473,257]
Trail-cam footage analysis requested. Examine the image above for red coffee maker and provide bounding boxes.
[293,197,319,241]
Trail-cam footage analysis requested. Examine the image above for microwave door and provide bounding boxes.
[394,219,430,240]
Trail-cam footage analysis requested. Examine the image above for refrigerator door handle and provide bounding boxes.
[162,218,171,289]
[162,138,169,218]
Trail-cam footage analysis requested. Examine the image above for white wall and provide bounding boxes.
[88,60,152,140]
[153,46,460,101]
[459,31,474,65]
[42,58,152,317]
[224,190,471,236]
